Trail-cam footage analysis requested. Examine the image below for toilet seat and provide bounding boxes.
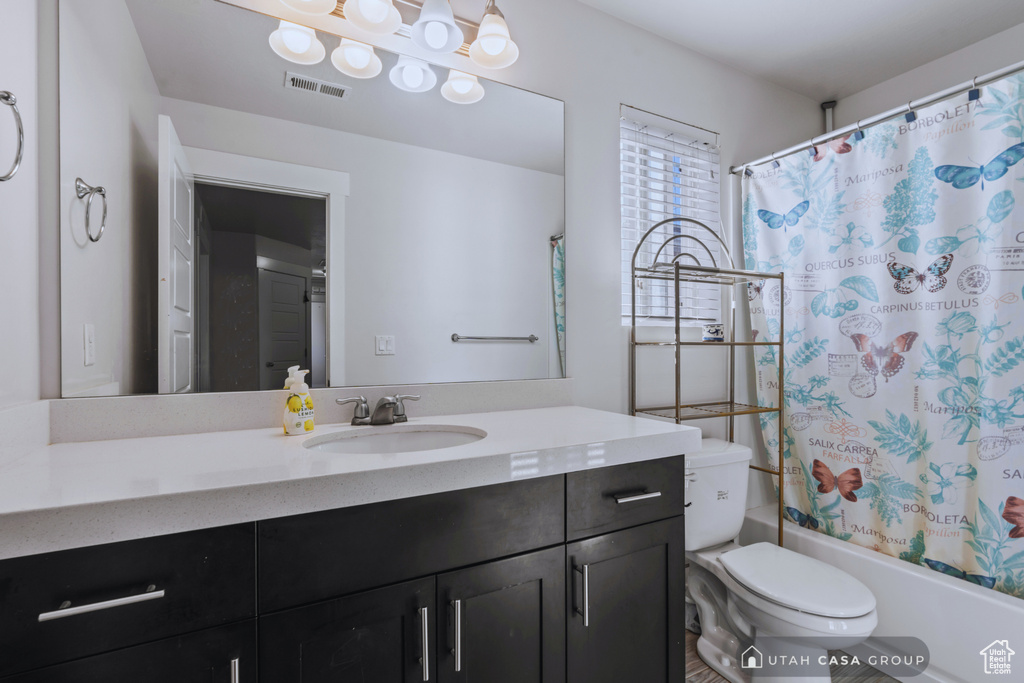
[720,542,876,618]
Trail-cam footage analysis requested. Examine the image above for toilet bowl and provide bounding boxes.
[684,439,878,683]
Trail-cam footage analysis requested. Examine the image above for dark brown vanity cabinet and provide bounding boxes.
[1,620,257,683]
[565,517,686,683]
[257,477,568,683]
[260,577,436,682]
[0,454,689,682]
[0,523,256,680]
[435,546,566,683]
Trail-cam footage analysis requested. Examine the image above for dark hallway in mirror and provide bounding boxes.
[194,184,327,393]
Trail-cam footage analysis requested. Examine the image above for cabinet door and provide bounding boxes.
[565,516,685,683]
[0,620,256,682]
[259,577,435,683]
[436,546,565,683]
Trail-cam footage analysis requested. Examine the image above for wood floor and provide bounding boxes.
[685,630,899,682]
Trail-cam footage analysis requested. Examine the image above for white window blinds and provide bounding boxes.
[620,105,722,324]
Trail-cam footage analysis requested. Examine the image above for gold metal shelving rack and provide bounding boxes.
[628,217,786,546]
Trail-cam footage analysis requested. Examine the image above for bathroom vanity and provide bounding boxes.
[0,407,698,682]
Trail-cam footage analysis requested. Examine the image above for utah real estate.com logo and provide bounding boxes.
[980,640,1015,676]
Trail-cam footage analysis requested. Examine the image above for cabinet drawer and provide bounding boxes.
[0,620,257,683]
[0,523,256,677]
[259,476,565,612]
[566,456,687,541]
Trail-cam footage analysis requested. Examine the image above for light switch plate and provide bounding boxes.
[375,335,395,356]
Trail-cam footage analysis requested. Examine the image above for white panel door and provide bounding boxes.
[158,115,195,394]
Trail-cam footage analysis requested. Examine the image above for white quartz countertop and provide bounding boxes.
[0,406,700,559]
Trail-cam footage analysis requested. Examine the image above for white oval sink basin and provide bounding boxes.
[303,425,487,454]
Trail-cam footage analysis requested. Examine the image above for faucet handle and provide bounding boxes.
[337,396,370,423]
[393,394,420,421]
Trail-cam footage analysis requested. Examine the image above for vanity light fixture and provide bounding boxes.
[389,55,437,92]
[468,0,518,69]
[410,0,464,53]
[269,20,326,64]
[279,0,337,16]
[332,38,383,78]
[441,70,484,104]
[344,0,403,35]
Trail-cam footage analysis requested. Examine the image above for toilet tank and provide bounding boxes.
[684,439,753,551]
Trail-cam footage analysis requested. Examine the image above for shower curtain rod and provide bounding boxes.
[729,57,1024,175]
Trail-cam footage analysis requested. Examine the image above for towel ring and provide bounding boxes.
[76,178,107,243]
[0,91,24,182]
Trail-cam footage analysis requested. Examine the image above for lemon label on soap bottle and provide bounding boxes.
[284,392,315,435]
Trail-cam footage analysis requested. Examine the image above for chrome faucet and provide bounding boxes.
[370,396,399,425]
[338,394,420,426]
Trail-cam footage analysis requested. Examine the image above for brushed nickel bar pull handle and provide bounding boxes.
[614,490,662,504]
[0,91,24,182]
[230,657,240,683]
[38,586,165,622]
[452,599,462,672]
[574,564,590,627]
[419,606,430,681]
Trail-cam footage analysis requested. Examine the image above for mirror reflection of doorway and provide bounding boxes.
[193,183,327,392]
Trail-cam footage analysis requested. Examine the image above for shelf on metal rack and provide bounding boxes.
[637,402,780,421]
[633,340,781,347]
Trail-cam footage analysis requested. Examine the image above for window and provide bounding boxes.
[620,105,722,324]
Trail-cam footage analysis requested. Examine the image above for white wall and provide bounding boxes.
[58,0,160,397]
[835,22,1024,128]
[454,0,822,414]
[161,97,563,386]
[0,0,41,409]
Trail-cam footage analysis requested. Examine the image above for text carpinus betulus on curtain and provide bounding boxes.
[743,71,1024,600]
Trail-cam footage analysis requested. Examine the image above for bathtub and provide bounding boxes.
[740,504,1024,683]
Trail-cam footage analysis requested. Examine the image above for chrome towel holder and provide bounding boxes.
[0,91,24,182]
[76,178,107,243]
[451,333,539,343]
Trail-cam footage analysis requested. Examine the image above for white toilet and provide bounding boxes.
[684,439,878,683]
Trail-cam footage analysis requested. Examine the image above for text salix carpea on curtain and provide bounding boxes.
[743,72,1024,600]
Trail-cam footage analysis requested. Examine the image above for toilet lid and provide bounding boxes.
[720,542,876,618]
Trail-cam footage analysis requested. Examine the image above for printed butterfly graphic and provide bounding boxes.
[785,506,820,530]
[757,201,809,232]
[1003,496,1024,539]
[922,558,996,589]
[850,332,918,380]
[886,254,954,294]
[748,280,764,301]
[811,459,864,502]
[934,142,1024,189]
[813,135,853,162]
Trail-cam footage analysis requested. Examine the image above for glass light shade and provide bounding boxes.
[424,21,450,50]
[269,21,326,65]
[344,0,402,35]
[279,0,337,16]
[331,39,383,79]
[441,70,484,104]
[410,0,463,53]
[388,56,437,93]
[469,12,518,69]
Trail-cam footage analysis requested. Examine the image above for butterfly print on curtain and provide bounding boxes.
[886,254,954,294]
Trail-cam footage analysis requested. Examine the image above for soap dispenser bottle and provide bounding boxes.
[283,365,301,391]
[283,370,314,435]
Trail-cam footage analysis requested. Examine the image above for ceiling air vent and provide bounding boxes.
[284,72,351,101]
